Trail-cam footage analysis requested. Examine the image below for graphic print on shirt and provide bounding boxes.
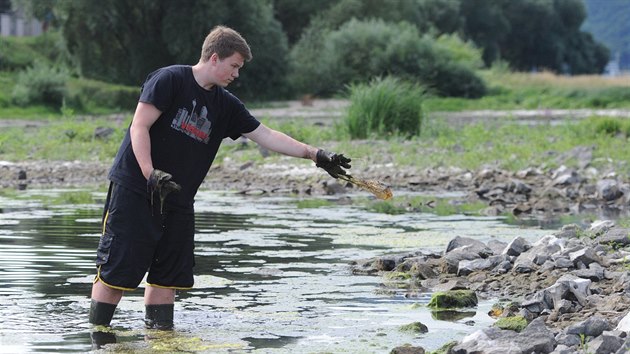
[171,99,212,143]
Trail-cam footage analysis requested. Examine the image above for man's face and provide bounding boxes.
[212,52,245,87]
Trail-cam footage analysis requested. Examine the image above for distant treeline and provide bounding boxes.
[8,0,611,101]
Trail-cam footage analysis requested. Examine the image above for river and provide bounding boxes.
[0,188,551,353]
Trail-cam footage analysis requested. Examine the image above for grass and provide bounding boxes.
[0,116,129,161]
[1,69,629,178]
[425,69,630,111]
[2,111,630,179]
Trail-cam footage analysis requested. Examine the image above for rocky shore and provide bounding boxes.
[2,144,629,220]
[353,220,630,354]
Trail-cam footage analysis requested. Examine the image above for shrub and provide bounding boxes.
[0,32,68,71]
[65,79,139,112]
[289,18,486,98]
[345,76,425,139]
[11,61,68,109]
[594,118,623,136]
[0,36,42,71]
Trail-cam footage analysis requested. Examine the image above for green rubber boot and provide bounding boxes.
[145,304,174,330]
[89,299,117,326]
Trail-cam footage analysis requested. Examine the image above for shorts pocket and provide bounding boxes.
[96,232,114,265]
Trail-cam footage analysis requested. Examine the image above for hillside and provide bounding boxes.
[582,0,630,70]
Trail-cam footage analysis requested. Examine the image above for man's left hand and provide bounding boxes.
[316,149,351,179]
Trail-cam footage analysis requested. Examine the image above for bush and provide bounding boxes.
[11,61,68,109]
[289,18,486,98]
[345,76,425,139]
[0,32,68,71]
[66,79,139,112]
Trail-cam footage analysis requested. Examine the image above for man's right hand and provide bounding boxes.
[147,169,181,197]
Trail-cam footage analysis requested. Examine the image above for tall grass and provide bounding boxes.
[345,77,425,139]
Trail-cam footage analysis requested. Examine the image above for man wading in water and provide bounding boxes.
[88,25,350,342]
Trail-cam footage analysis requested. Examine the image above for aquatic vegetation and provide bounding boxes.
[427,290,478,309]
[399,321,428,334]
[494,315,528,332]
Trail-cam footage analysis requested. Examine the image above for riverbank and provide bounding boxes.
[2,149,629,221]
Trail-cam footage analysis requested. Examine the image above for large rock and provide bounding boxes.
[450,317,555,354]
[566,316,612,337]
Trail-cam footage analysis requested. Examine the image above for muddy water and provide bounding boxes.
[0,189,550,353]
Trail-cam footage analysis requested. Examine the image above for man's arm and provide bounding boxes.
[129,102,162,180]
[243,123,318,162]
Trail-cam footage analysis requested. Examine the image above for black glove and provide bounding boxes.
[316,149,351,179]
[147,169,181,213]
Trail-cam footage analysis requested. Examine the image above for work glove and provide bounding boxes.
[316,149,351,179]
[147,169,181,213]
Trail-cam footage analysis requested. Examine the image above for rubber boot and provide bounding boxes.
[145,304,174,330]
[89,300,118,349]
[89,299,117,326]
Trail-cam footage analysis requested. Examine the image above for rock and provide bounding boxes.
[442,250,485,274]
[390,344,425,354]
[502,237,532,257]
[597,179,623,201]
[569,248,601,268]
[571,262,606,282]
[458,255,503,276]
[598,228,630,248]
[396,257,439,279]
[587,331,624,354]
[446,236,493,257]
[549,344,576,354]
[432,279,469,292]
[589,220,616,236]
[566,316,611,337]
[554,257,574,269]
[615,337,630,354]
[555,332,582,347]
[372,256,404,272]
[427,290,478,309]
[399,322,428,334]
[93,126,115,139]
[555,224,581,239]
[552,170,583,186]
[487,239,508,255]
[556,274,591,306]
[615,312,630,332]
[450,317,555,354]
[509,179,533,194]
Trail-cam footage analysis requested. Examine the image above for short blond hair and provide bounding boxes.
[200,26,252,62]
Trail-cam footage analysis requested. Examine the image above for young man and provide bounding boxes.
[89,26,350,331]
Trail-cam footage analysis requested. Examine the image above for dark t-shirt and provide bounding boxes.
[108,65,260,210]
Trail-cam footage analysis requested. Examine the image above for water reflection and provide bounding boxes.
[0,189,550,353]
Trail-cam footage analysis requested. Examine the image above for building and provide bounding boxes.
[0,5,42,37]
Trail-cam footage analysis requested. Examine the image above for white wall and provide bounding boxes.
[0,12,42,37]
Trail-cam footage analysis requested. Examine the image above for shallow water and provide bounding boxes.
[0,188,551,353]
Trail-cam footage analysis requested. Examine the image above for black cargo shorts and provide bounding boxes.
[94,182,195,290]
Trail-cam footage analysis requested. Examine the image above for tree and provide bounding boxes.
[54,0,288,100]
[271,0,338,45]
[460,0,510,66]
